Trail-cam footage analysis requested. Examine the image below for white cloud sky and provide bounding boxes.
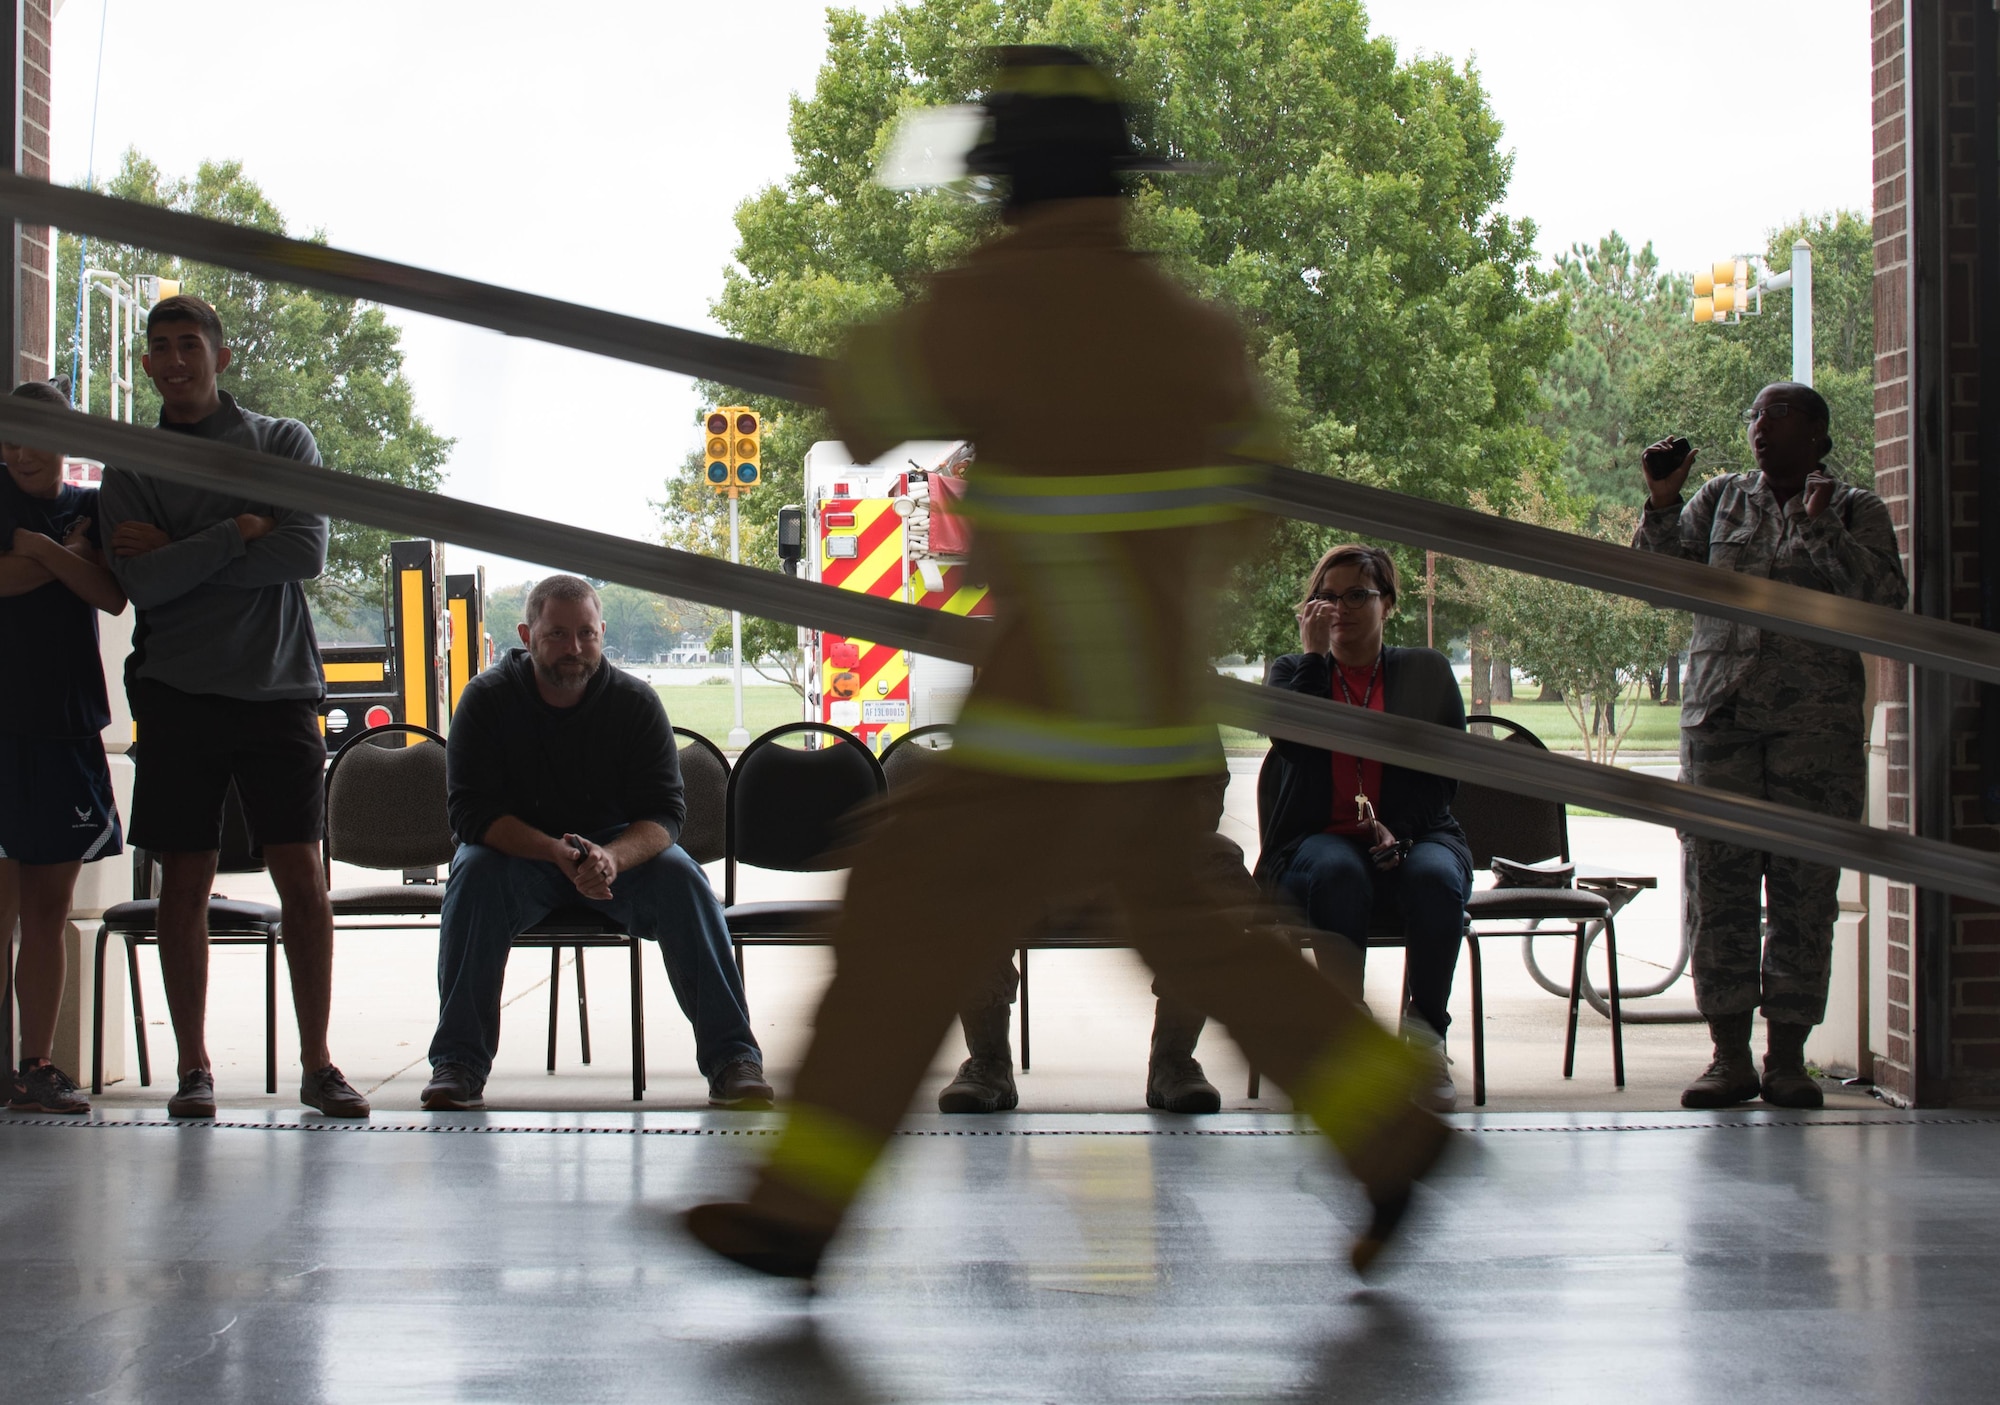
[49,0,1872,592]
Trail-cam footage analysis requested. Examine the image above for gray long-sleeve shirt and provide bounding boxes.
[1633,471,1908,734]
[97,392,328,702]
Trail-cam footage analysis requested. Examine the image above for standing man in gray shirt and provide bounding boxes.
[98,295,368,1119]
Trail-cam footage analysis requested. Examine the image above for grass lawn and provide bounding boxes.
[1220,691,1683,755]
[655,684,805,745]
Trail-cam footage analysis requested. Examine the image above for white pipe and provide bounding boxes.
[1792,238,1813,387]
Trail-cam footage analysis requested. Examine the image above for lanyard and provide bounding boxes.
[1330,650,1383,711]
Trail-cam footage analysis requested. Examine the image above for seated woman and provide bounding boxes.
[1255,544,1471,1109]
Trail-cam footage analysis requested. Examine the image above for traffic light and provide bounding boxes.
[705,410,732,493]
[703,406,762,493]
[732,408,761,489]
[1692,257,1749,324]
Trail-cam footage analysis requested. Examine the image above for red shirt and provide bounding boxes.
[1324,655,1386,835]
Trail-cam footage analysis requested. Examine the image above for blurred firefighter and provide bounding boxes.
[686,45,1450,1283]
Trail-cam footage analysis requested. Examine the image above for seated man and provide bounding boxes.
[422,574,770,1110]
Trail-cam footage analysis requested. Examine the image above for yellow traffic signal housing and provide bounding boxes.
[1692,256,1750,325]
[732,408,761,489]
[705,409,733,493]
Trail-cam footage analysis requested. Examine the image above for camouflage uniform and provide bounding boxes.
[1634,472,1907,1023]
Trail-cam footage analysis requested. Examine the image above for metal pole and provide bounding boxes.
[1791,238,1813,387]
[727,490,748,748]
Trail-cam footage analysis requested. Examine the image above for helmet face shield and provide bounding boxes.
[875,105,989,191]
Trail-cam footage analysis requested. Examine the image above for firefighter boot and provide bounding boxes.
[1680,1011,1762,1109]
[937,1003,1018,1113]
[1146,998,1221,1114]
[1761,1020,1824,1109]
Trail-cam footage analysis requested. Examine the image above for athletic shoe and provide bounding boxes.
[420,1063,486,1111]
[301,1065,371,1118]
[167,1068,217,1119]
[685,1201,831,1282]
[708,1058,776,1110]
[11,1062,90,1115]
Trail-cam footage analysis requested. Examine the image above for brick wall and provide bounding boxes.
[18,0,52,381]
[1872,0,2000,1105]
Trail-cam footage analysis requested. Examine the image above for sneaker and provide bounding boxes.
[708,1057,775,1110]
[301,1064,371,1118]
[11,1062,90,1115]
[1401,1018,1456,1113]
[421,1062,486,1111]
[167,1068,217,1119]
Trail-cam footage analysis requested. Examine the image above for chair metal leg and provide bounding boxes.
[265,929,278,1095]
[1017,948,1030,1072]
[1247,1067,1261,1099]
[127,937,150,1087]
[574,946,592,1065]
[734,939,744,981]
[629,938,645,1101]
[547,947,562,1073]
[1604,915,1626,1089]
[1563,923,1586,1079]
[91,926,110,1095]
[1466,931,1486,1108]
[2,922,14,1073]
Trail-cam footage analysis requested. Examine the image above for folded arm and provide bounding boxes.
[5,528,126,613]
[209,510,329,588]
[97,473,248,608]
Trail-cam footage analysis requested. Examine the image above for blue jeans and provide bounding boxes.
[429,834,760,1082]
[1276,832,1472,1035]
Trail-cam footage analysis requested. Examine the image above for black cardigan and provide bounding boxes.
[1253,646,1471,887]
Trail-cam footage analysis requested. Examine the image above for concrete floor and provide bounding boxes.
[2,1107,1995,1403]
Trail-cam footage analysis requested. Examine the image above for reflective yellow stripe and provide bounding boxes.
[960,465,1253,533]
[989,63,1123,103]
[765,1104,884,1207]
[1289,1020,1426,1157]
[829,321,951,447]
[952,700,1223,781]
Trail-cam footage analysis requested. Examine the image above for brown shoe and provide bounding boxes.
[1760,1021,1824,1109]
[301,1065,371,1118]
[1681,1012,1760,1109]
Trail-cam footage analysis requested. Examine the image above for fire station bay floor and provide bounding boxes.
[15,763,1988,1402]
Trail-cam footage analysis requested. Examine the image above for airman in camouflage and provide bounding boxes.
[1633,382,1907,1110]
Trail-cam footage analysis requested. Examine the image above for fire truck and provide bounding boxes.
[802,440,992,752]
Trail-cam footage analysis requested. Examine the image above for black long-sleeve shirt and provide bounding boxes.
[446,648,686,847]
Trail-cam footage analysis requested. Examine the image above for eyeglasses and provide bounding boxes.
[1310,588,1384,610]
[1741,403,1801,424]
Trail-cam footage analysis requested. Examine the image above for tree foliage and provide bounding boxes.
[56,150,453,621]
[1448,479,1685,766]
[662,0,1568,659]
[1623,210,1875,491]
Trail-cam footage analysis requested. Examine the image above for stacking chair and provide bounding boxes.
[1456,714,1624,1092]
[1247,748,1494,1105]
[323,723,454,931]
[92,781,281,1095]
[516,727,731,1101]
[723,723,886,978]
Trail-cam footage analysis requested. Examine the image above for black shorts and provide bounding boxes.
[0,733,124,865]
[128,679,326,852]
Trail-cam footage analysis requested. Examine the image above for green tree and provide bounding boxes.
[662,0,1568,660]
[1448,480,1684,767]
[56,150,453,622]
[1625,210,1875,492]
[1534,231,1692,508]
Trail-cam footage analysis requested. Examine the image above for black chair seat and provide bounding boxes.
[101,897,282,932]
[330,885,445,916]
[727,900,842,938]
[522,905,630,940]
[1465,886,1613,920]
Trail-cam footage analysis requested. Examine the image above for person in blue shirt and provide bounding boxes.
[0,379,128,1114]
